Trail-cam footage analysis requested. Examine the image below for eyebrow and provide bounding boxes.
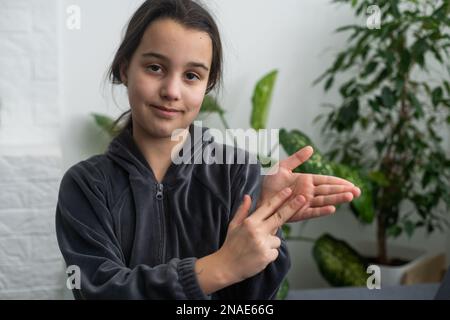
[141,52,209,72]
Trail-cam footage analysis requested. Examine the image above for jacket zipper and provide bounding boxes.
[156,183,164,200]
[156,183,166,263]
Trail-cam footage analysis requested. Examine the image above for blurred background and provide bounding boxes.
[0,0,449,299]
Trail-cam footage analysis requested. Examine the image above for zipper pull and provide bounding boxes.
[156,183,164,200]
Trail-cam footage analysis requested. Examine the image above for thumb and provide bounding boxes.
[229,194,252,229]
[280,146,314,171]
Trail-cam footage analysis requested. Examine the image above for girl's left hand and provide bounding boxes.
[259,146,361,222]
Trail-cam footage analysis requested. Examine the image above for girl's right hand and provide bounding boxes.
[217,187,306,283]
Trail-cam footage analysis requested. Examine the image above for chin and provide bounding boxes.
[147,122,184,139]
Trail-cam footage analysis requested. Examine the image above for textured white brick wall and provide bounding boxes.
[0,151,69,299]
[0,0,69,299]
[0,0,60,145]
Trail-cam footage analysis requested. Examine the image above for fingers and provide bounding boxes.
[268,235,281,249]
[312,175,361,198]
[279,146,314,171]
[264,195,306,231]
[252,187,293,221]
[265,237,281,262]
[268,248,279,262]
[305,206,336,217]
[314,185,356,196]
[229,194,252,229]
[310,192,354,207]
[289,206,336,222]
[312,174,354,186]
[353,186,362,197]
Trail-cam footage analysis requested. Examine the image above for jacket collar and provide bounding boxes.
[106,123,212,186]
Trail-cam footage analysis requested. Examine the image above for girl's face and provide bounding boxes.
[121,18,213,139]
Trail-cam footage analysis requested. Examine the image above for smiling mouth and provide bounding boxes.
[149,104,182,113]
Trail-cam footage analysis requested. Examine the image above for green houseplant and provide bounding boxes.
[313,0,450,266]
[199,0,450,288]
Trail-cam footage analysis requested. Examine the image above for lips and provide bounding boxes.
[150,104,181,112]
[148,104,183,119]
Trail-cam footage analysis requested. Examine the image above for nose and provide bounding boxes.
[160,74,181,102]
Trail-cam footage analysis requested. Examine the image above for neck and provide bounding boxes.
[132,124,189,183]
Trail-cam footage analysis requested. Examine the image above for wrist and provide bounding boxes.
[195,250,239,295]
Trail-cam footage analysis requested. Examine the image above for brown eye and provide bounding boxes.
[186,72,200,81]
[147,65,161,73]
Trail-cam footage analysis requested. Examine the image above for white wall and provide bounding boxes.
[0,0,61,146]
[0,0,448,298]
[0,0,66,299]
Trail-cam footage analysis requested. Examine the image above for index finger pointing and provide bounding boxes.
[264,195,305,230]
[252,187,293,221]
[279,146,314,171]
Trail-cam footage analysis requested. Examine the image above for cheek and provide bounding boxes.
[129,72,154,98]
[185,86,207,112]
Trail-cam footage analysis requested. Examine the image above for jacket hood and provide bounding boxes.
[106,123,214,186]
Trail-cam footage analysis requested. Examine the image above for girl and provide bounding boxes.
[55,0,360,300]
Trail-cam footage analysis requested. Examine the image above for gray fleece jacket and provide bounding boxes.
[55,123,290,299]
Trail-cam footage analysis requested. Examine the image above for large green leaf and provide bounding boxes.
[91,113,116,138]
[331,163,375,224]
[251,70,278,130]
[313,233,368,287]
[279,129,334,175]
[279,128,374,223]
[275,278,290,300]
[200,95,225,115]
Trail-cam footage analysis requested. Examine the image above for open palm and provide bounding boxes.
[259,146,361,223]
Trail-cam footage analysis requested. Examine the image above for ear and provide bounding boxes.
[119,61,129,86]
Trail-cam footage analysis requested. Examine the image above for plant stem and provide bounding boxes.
[219,113,230,130]
[219,113,238,147]
[376,211,388,264]
[376,34,414,264]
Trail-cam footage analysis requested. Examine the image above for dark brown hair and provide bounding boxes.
[108,0,223,133]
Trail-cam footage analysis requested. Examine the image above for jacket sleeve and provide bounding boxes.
[55,163,208,300]
[213,159,291,300]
